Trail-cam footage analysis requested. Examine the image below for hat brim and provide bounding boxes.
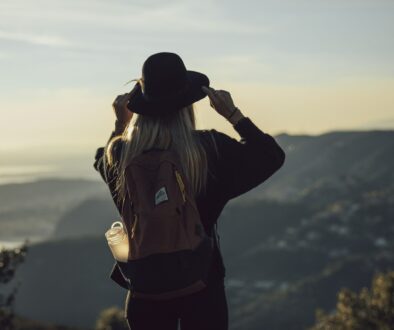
[127,71,210,116]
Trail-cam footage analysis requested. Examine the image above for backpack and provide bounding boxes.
[116,147,214,300]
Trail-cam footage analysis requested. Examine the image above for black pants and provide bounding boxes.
[125,281,228,330]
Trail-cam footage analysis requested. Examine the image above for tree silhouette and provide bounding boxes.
[95,306,129,330]
[311,271,394,329]
[0,242,28,330]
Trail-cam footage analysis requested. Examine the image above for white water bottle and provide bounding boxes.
[105,221,129,262]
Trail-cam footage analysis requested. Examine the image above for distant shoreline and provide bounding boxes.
[0,237,43,250]
[0,175,100,186]
[0,165,100,186]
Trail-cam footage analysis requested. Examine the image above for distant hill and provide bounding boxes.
[256,130,394,202]
[0,178,106,241]
[230,253,394,330]
[223,184,394,329]
[9,235,124,329]
[53,197,119,239]
[12,314,86,330]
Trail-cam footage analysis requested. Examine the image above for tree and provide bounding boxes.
[0,242,28,330]
[311,271,394,330]
[95,306,129,330]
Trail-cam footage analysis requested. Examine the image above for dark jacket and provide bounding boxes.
[93,116,286,290]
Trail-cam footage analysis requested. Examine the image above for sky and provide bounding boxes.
[1,0,394,155]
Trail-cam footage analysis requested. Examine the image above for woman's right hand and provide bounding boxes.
[201,86,244,124]
[113,93,133,125]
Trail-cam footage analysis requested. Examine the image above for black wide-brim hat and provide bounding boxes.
[127,52,210,116]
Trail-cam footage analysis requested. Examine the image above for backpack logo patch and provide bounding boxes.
[155,186,169,205]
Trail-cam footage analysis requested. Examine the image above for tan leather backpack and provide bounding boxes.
[117,147,214,300]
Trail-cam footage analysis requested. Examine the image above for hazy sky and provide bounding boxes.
[1,0,394,153]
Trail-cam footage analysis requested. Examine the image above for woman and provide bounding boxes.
[93,52,286,330]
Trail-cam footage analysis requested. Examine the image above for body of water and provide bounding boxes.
[0,164,99,185]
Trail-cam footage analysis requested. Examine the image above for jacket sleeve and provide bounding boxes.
[212,116,286,201]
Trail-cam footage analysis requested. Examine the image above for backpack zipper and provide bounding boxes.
[131,213,138,238]
[174,169,186,203]
[174,168,193,249]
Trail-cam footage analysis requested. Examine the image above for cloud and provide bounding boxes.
[0,30,71,47]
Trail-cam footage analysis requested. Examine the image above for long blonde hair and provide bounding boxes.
[105,103,209,209]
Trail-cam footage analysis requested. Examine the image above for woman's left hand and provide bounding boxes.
[113,93,133,125]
